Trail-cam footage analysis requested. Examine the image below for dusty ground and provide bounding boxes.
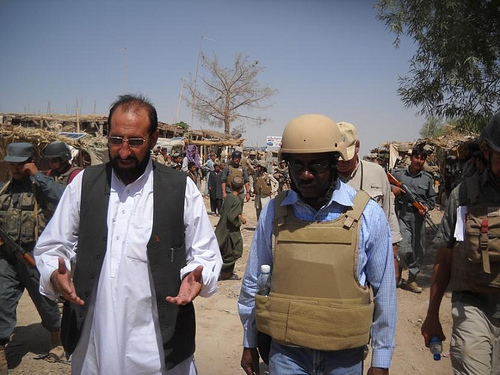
[6,198,453,374]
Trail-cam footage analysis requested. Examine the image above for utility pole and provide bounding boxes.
[175,77,185,124]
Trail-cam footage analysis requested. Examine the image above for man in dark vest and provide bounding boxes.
[421,112,500,374]
[238,114,396,375]
[34,94,222,375]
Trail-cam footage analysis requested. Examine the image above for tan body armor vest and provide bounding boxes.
[255,190,374,351]
[450,177,500,293]
[228,165,244,181]
[255,174,272,196]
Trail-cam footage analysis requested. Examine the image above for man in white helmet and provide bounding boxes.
[238,114,396,375]
[337,121,402,285]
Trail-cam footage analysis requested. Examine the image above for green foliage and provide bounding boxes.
[173,121,189,131]
[376,0,500,132]
[420,117,444,138]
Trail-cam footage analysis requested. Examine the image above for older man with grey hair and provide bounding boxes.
[337,121,403,285]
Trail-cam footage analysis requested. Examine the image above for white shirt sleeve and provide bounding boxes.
[34,169,84,300]
[180,178,222,297]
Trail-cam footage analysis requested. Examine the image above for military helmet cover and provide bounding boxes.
[44,141,72,161]
[479,112,500,152]
[279,114,347,160]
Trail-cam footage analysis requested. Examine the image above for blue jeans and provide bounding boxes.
[269,341,364,375]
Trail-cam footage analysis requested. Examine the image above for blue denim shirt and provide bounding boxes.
[238,179,397,368]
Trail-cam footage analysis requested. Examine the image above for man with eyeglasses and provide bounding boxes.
[0,143,65,373]
[34,94,222,375]
[336,122,402,285]
[238,114,396,375]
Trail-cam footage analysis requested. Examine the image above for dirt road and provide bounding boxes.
[6,199,452,374]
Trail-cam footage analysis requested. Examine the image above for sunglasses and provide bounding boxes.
[288,159,332,174]
[108,136,148,148]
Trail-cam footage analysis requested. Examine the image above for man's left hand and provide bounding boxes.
[367,367,388,375]
[166,265,203,305]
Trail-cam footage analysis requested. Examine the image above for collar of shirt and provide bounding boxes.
[405,167,423,178]
[280,179,356,222]
[111,160,154,197]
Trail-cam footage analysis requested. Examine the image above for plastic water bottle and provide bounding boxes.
[429,336,442,361]
[257,265,271,296]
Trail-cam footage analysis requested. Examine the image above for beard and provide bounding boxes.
[109,149,151,184]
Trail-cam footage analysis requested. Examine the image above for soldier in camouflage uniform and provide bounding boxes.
[273,159,291,193]
[0,143,64,373]
[253,160,278,221]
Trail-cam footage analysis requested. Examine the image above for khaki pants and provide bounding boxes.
[451,300,500,375]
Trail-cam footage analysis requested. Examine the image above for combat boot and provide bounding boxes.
[0,344,7,375]
[47,331,65,362]
[402,273,422,293]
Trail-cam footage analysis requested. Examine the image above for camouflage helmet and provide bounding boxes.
[44,141,72,161]
[257,160,268,169]
[479,112,500,152]
[398,144,409,153]
[279,114,347,160]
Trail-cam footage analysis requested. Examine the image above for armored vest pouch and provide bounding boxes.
[255,176,272,196]
[464,206,500,274]
[451,176,500,293]
[228,165,244,181]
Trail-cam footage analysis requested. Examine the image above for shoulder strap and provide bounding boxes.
[464,176,480,205]
[271,191,289,257]
[343,190,371,229]
[0,180,11,195]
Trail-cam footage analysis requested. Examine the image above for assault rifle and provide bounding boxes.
[0,226,36,268]
[387,172,439,233]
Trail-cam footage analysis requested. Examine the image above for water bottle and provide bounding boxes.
[429,336,442,361]
[257,265,271,296]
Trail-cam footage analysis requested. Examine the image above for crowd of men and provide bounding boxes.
[0,94,498,375]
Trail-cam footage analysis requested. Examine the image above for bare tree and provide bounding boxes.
[186,53,278,135]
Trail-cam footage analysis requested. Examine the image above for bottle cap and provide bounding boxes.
[433,353,441,361]
[260,265,271,273]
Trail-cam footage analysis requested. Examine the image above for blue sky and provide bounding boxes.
[0,0,424,156]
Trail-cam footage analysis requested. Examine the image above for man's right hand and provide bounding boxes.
[421,314,445,347]
[50,257,84,305]
[241,347,260,375]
